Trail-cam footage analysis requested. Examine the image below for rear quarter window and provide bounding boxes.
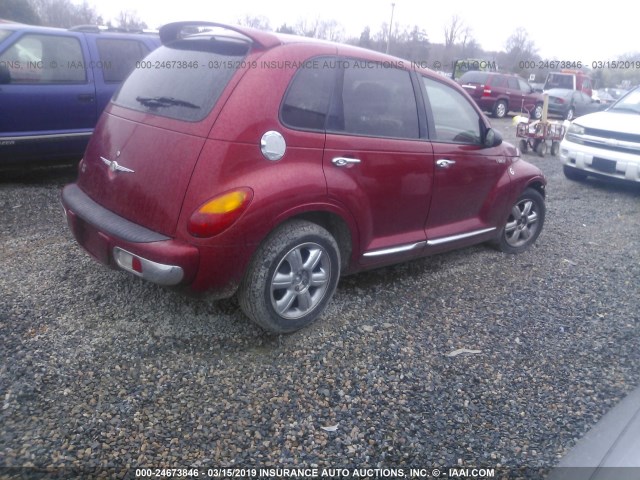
[280,57,335,131]
[112,38,248,122]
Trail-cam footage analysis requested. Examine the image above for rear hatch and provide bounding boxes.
[458,71,490,100]
[77,33,252,236]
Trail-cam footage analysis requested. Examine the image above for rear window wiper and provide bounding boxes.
[135,96,200,109]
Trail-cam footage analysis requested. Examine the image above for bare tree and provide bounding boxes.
[504,27,538,72]
[236,14,271,31]
[1,0,40,24]
[31,0,99,27]
[116,10,147,30]
[443,15,464,48]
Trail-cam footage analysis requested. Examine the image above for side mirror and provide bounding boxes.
[484,127,503,148]
[0,64,11,84]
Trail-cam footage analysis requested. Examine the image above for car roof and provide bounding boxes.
[158,21,454,82]
[0,23,158,39]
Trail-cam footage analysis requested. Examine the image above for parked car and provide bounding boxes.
[61,21,547,333]
[560,86,640,185]
[544,70,593,97]
[546,88,604,120]
[0,24,160,165]
[459,71,544,119]
[594,88,627,107]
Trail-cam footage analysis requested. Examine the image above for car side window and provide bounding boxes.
[492,76,508,88]
[280,57,335,131]
[507,77,519,90]
[96,39,150,83]
[517,78,531,92]
[0,34,85,83]
[330,59,419,139]
[422,76,481,145]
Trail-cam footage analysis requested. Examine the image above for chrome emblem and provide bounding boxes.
[101,156,134,173]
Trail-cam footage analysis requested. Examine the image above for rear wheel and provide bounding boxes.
[533,104,543,120]
[493,100,508,118]
[493,188,545,254]
[565,108,575,121]
[551,141,560,156]
[238,220,340,333]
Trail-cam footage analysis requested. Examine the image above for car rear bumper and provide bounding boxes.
[61,183,199,286]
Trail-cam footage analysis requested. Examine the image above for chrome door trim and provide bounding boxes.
[427,227,496,246]
[363,241,427,258]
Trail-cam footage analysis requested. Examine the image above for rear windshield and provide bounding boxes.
[112,38,249,122]
[459,71,489,84]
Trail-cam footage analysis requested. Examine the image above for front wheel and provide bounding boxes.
[493,188,545,254]
[238,220,340,333]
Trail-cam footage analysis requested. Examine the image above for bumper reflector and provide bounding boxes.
[113,247,184,286]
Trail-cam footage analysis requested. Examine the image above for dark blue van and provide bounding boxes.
[0,24,159,165]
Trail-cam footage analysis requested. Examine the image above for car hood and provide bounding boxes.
[572,110,640,134]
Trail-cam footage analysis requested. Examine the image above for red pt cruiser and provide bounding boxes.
[62,22,546,333]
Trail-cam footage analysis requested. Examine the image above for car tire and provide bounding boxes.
[533,104,543,120]
[493,100,508,118]
[238,220,340,333]
[493,188,545,254]
[563,165,588,181]
[565,108,575,121]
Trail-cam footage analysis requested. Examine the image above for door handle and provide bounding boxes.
[436,159,456,168]
[77,94,95,103]
[332,157,361,167]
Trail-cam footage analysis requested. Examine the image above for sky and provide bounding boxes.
[89,0,633,64]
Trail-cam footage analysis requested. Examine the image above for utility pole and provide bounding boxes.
[386,3,395,54]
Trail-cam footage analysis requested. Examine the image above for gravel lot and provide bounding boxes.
[1,117,639,479]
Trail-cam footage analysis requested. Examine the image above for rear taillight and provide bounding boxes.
[188,188,253,238]
[482,86,492,97]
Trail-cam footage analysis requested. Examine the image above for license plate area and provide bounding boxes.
[592,157,616,174]
[75,217,110,265]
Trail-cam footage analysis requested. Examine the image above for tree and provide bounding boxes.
[237,14,270,31]
[504,27,539,73]
[276,23,295,34]
[115,10,147,30]
[0,0,40,24]
[30,0,99,28]
[443,15,464,49]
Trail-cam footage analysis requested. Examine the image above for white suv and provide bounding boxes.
[560,86,640,185]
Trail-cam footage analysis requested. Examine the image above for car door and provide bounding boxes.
[323,59,434,265]
[420,75,511,245]
[0,30,97,160]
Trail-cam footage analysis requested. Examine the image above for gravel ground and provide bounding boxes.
[1,117,639,479]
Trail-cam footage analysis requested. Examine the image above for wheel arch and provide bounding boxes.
[267,205,359,274]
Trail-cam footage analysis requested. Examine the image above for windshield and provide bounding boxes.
[113,38,249,122]
[0,29,11,43]
[609,88,640,114]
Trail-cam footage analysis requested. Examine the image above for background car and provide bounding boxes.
[0,24,159,165]
[546,88,604,120]
[560,86,640,184]
[459,71,544,119]
[61,21,546,333]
